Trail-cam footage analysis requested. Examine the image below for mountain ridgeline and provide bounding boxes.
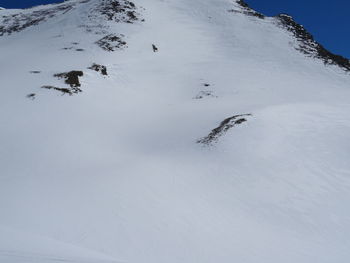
[237,0,350,71]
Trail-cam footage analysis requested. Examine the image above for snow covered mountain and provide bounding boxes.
[1,0,350,262]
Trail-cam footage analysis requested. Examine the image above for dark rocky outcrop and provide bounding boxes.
[96,34,127,51]
[54,71,83,89]
[228,0,264,19]
[276,14,350,71]
[197,114,251,145]
[41,85,81,96]
[97,0,140,23]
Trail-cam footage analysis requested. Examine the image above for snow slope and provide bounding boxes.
[0,225,118,263]
[1,0,350,262]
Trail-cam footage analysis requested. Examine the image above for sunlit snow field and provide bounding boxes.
[1,0,350,262]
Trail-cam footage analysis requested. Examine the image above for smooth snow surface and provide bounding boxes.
[1,0,350,262]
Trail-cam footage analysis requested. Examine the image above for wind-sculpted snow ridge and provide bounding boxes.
[276,14,350,71]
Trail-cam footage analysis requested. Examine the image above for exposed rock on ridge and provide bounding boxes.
[276,14,350,71]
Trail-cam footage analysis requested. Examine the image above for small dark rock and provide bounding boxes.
[88,63,108,76]
[152,44,158,52]
[193,91,217,99]
[26,93,36,100]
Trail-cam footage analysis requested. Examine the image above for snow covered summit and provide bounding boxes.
[1,0,350,262]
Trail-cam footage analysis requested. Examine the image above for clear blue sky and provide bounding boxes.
[0,0,349,58]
